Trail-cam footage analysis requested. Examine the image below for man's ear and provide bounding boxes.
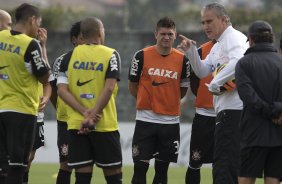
[154,30,158,39]
[248,37,255,47]
[29,16,36,26]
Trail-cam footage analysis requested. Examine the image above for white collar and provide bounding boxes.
[217,25,233,42]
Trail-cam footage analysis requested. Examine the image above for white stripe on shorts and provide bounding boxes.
[9,162,27,167]
[68,159,93,166]
[95,161,122,167]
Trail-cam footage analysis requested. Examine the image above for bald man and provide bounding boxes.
[0,9,12,30]
[57,17,122,184]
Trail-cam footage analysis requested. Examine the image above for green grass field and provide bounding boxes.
[29,163,265,184]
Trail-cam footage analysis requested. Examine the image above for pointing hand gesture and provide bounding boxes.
[176,34,196,53]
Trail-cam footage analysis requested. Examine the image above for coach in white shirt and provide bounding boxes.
[178,3,248,184]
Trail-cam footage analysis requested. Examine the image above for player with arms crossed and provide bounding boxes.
[57,17,122,184]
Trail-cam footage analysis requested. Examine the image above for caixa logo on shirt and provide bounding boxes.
[148,68,178,79]
[80,94,95,99]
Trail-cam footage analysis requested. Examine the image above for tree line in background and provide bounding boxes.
[6,0,282,36]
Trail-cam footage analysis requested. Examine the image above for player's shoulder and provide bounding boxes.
[93,44,116,53]
[54,53,67,63]
[199,40,215,49]
[132,49,144,59]
[143,45,154,52]
[172,48,185,56]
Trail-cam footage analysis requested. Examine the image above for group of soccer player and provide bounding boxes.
[1,2,282,184]
[0,2,123,183]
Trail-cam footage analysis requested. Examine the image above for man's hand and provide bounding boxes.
[78,112,101,134]
[37,28,47,47]
[177,34,196,53]
[273,113,282,125]
[38,96,49,112]
[205,83,224,96]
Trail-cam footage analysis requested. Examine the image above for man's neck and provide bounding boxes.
[155,45,172,56]
[84,37,100,45]
[14,24,28,36]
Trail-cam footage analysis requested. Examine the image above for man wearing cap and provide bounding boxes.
[235,20,282,184]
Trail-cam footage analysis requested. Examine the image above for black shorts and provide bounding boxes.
[239,146,282,178]
[68,130,122,169]
[32,122,44,151]
[189,113,215,167]
[213,110,241,184]
[57,121,69,163]
[0,112,36,168]
[132,120,180,163]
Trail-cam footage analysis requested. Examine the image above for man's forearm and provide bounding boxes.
[186,45,211,78]
[57,84,86,115]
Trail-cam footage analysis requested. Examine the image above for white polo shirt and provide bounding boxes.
[186,26,248,114]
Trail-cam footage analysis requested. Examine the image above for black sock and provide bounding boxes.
[75,172,92,184]
[152,160,169,184]
[6,167,25,184]
[0,175,7,184]
[131,161,149,184]
[23,171,29,184]
[185,166,200,184]
[105,173,122,184]
[56,169,71,184]
[0,169,7,184]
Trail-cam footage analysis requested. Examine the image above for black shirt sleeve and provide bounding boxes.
[105,50,121,81]
[190,47,202,96]
[59,50,73,73]
[128,50,144,82]
[180,56,191,80]
[24,39,50,77]
[50,53,66,87]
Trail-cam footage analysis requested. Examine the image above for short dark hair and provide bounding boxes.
[156,17,176,31]
[248,20,274,44]
[250,33,273,44]
[70,21,81,43]
[15,3,40,22]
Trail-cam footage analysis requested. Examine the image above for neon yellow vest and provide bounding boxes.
[54,54,69,122]
[0,30,40,115]
[56,96,68,122]
[67,44,118,132]
[38,83,43,101]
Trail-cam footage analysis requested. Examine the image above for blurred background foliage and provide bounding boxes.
[6,0,282,36]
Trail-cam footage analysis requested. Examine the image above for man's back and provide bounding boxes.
[236,43,282,147]
[241,44,282,102]
[59,44,120,131]
[0,30,40,115]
